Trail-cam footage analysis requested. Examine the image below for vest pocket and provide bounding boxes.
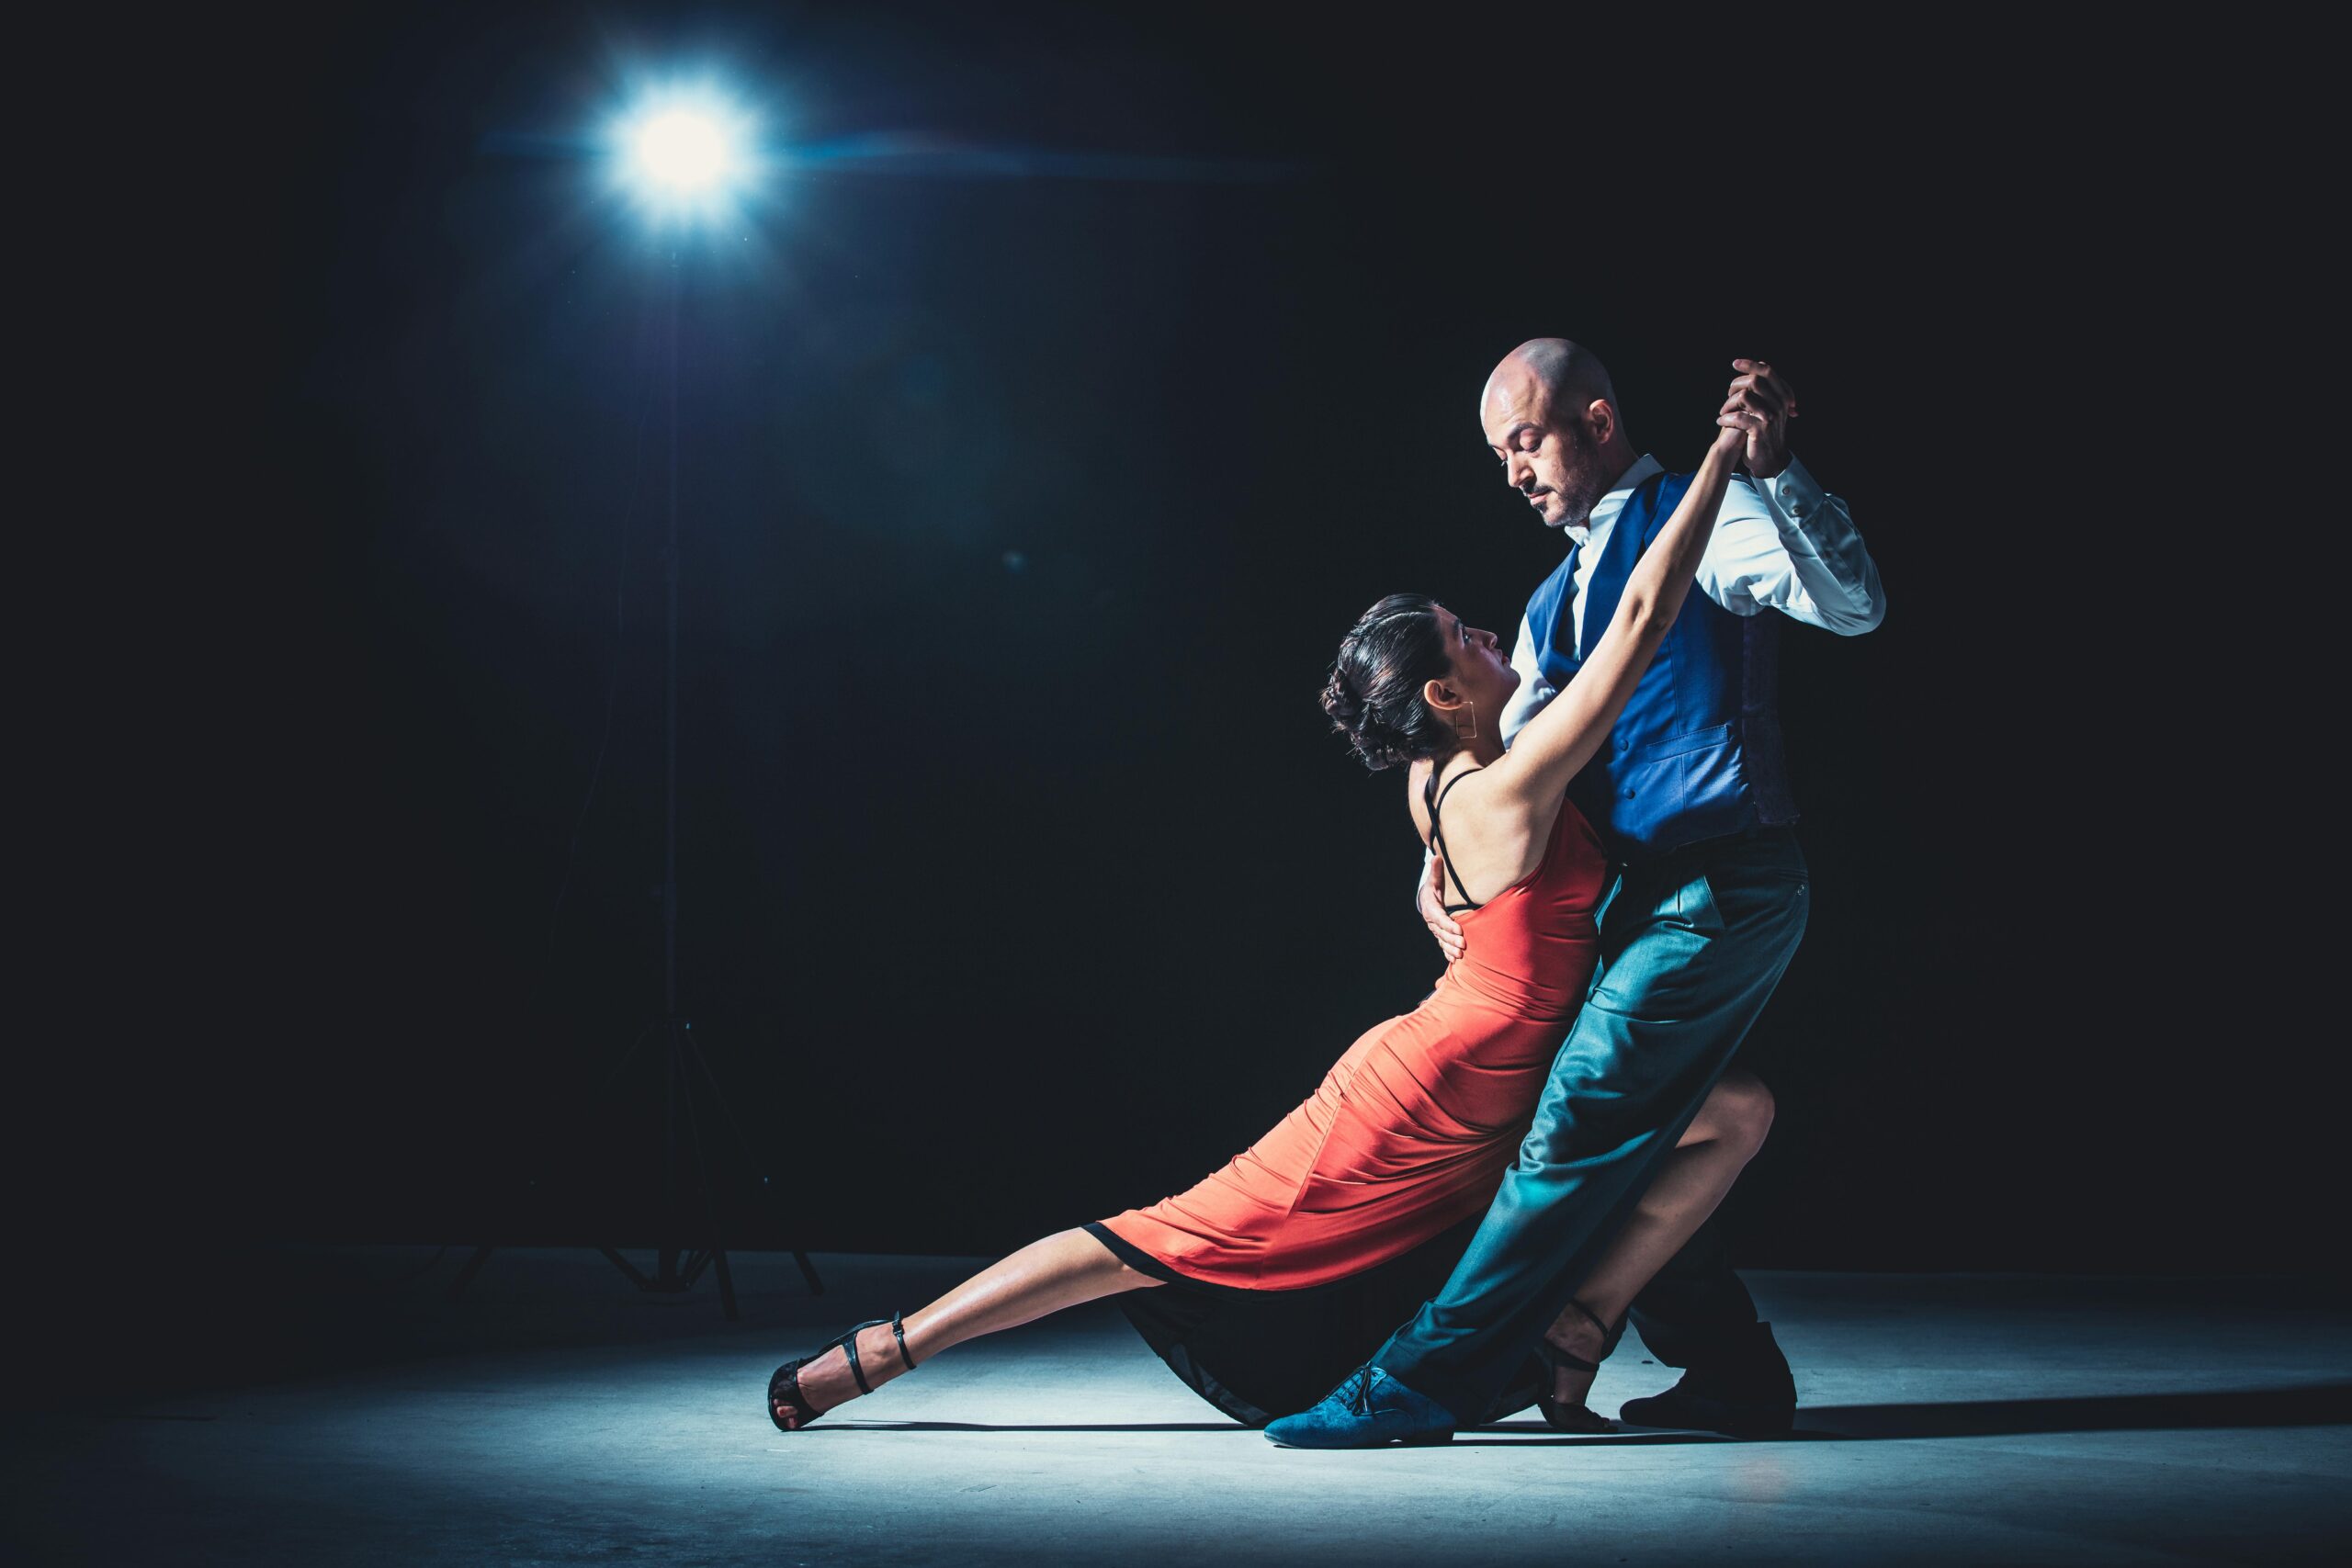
[1599,722,1755,856]
[1609,723,1737,815]
[1623,720,1735,764]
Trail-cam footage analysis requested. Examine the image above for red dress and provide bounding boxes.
[1092,770,1606,1370]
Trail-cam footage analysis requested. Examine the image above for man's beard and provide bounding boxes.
[1547,428,1610,532]
[1551,471,1609,531]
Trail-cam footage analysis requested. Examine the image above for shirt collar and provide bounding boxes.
[1565,453,1662,547]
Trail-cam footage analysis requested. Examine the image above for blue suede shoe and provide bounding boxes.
[1263,1364,1456,1449]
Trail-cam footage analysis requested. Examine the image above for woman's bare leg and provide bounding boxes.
[1540,1071,1775,1406]
[781,1228,1162,1420]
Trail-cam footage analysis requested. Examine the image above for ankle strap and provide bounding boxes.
[1569,1299,1627,1359]
[842,1323,875,1395]
[841,1313,920,1393]
[1539,1298,1625,1374]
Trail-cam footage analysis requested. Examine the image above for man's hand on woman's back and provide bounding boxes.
[1422,853,1465,964]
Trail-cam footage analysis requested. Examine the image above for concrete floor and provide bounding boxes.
[10,1249,2350,1565]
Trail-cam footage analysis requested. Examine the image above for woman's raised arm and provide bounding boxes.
[1488,425,1747,816]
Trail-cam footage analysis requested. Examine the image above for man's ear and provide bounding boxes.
[1585,398,1618,447]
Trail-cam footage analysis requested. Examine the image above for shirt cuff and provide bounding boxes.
[1756,453,1823,526]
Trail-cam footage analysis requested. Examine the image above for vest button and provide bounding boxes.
[1623,787,1636,799]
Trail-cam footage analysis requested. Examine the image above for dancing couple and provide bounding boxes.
[768,339,1885,1447]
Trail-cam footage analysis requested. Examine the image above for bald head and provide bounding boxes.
[1480,338,1636,534]
[1489,338,1618,417]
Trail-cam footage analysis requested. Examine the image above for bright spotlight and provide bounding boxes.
[629,110,733,191]
[610,88,759,222]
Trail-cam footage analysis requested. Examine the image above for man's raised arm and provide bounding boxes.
[1702,358,1886,635]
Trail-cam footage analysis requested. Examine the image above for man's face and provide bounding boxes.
[1482,371,1611,532]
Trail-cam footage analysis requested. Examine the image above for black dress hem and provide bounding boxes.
[1080,1218,1544,1428]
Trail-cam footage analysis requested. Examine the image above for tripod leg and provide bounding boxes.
[457,1025,642,1302]
[660,1023,683,1289]
[713,1244,739,1321]
[449,1246,495,1301]
[602,1022,657,1091]
[683,1025,821,1297]
[677,1054,740,1320]
[685,1030,763,1178]
[601,1246,652,1289]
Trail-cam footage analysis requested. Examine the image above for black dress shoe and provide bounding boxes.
[1616,1370,1794,1437]
[1617,1323,1796,1438]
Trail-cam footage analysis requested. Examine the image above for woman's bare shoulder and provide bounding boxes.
[1438,752,1551,838]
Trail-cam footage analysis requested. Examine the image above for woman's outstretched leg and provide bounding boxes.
[1538,1070,1775,1408]
[775,1228,1161,1425]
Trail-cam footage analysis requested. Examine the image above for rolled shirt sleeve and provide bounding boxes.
[1698,455,1886,635]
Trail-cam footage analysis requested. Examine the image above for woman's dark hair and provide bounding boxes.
[1319,593,1460,772]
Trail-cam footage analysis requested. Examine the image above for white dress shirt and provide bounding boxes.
[1496,452,1884,746]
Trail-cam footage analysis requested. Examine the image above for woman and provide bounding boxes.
[770,416,1770,1434]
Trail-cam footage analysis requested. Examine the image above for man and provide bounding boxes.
[1267,342,1884,1447]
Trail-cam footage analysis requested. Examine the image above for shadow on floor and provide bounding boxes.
[1464,1382,2352,1445]
[817,1421,1247,1433]
[804,1383,2352,1445]
[1792,1382,2352,1438]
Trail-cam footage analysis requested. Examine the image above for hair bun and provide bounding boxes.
[1322,660,1417,772]
[1318,667,1364,728]
[1319,666,1394,771]
[1320,593,1455,772]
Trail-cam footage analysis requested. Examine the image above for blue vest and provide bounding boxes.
[1525,469,1797,861]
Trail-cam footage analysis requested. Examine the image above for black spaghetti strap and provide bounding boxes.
[1423,764,1487,912]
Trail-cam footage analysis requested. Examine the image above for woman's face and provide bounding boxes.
[1431,604,1520,722]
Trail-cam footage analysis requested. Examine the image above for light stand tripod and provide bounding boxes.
[454,255,820,1317]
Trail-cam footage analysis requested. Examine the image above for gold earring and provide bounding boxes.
[1453,699,1477,740]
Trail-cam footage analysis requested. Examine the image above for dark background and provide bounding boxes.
[82,4,2303,1284]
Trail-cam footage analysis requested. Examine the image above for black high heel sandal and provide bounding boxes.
[767,1311,919,1432]
[1533,1299,1623,1435]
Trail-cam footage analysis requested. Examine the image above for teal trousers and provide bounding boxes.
[1376,825,1810,1422]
